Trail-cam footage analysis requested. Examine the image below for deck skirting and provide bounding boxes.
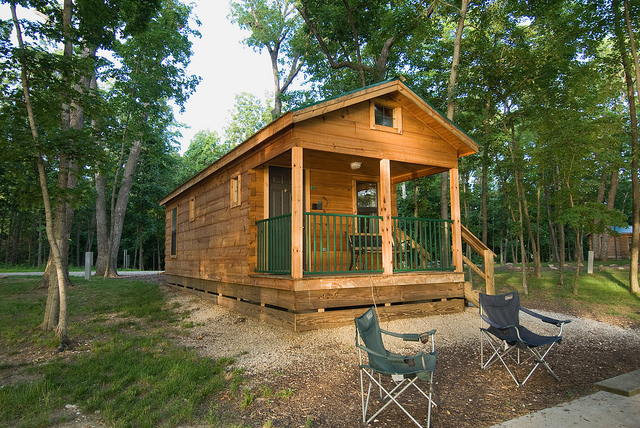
[165,273,466,331]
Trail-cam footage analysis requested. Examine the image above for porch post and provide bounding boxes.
[450,166,464,272]
[291,146,304,279]
[380,159,393,275]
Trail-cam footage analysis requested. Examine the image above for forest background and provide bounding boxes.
[2,0,640,344]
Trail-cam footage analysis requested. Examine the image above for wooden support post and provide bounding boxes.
[291,146,304,279]
[449,167,463,272]
[484,249,495,294]
[380,159,393,275]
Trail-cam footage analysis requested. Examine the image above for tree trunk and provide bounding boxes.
[105,137,145,277]
[94,170,109,276]
[441,0,469,222]
[10,211,22,265]
[558,224,565,286]
[11,3,72,347]
[622,0,640,295]
[573,228,582,295]
[482,99,491,245]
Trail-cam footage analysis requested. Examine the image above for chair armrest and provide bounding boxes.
[356,343,389,360]
[520,307,571,327]
[381,328,436,343]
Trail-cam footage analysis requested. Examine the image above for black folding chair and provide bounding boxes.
[479,291,571,386]
[355,307,437,427]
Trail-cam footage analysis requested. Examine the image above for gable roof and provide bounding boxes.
[291,78,478,156]
[160,78,478,206]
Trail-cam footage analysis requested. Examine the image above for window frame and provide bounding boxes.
[230,173,242,208]
[370,100,402,134]
[189,196,195,222]
[170,206,177,257]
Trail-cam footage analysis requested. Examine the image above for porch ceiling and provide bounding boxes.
[265,149,448,183]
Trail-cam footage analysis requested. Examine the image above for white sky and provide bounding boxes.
[175,1,273,153]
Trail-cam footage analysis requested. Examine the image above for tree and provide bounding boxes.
[182,129,226,176]
[9,0,81,346]
[94,0,200,278]
[622,0,640,296]
[296,0,434,92]
[230,0,305,118]
[223,92,272,147]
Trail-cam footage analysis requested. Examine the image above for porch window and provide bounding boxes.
[171,207,177,257]
[370,100,402,133]
[230,174,241,207]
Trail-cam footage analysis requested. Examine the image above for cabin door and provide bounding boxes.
[268,166,292,272]
[269,166,292,218]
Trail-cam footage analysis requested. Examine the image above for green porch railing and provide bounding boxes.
[255,213,454,275]
[305,213,383,274]
[392,217,454,272]
[256,213,291,274]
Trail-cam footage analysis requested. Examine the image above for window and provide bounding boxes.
[170,207,177,257]
[230,174,242,207]
[375,105,395,127]
[370,100,402,133]
[189,197,195,222]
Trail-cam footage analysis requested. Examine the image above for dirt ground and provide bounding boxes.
[158,274,640,428]
[4,273,640,428]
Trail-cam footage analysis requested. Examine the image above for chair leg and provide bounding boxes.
[480,332,522,387]
[520,344,561,385]
[360,368,432,428]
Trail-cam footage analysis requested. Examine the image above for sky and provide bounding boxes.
[175,1,274,153]
[1,1,273,154]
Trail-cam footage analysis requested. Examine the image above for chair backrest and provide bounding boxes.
[355,307,389,369]
[479,291,521,326]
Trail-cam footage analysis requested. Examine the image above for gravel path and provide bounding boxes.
[164,285,640,374]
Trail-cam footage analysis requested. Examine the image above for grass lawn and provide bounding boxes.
[0,277,246,428]
[490,264,640,323]
[1,268,639,427]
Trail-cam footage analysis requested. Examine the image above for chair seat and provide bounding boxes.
[363,350,437,381]
[484,325,562,348]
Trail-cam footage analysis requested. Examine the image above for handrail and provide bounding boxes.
[460,224,495,296]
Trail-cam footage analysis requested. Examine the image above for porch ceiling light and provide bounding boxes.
[350,161,362,170]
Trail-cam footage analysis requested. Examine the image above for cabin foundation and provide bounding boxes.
[166,272,466,331]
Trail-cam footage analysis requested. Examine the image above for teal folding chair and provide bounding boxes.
[355,307,437,428]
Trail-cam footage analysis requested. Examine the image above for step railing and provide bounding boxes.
[460,224,496,303]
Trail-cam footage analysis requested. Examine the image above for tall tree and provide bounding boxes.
[230,0,305,118]
[297,0,434,92]
[622,0,640,295]
[94,0,199,277]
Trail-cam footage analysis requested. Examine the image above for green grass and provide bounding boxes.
[491,266,640,321]
[0,277,243,428]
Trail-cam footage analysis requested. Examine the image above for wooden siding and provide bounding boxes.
[294,98,459,170]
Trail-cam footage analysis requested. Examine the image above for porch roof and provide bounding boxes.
[160,79,478,206]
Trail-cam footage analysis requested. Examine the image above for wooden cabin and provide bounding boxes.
[160,78,493,331]
[590,226,633,260]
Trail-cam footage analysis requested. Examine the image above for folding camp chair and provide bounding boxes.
[479,291,571,386]
[355,307,437,428]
